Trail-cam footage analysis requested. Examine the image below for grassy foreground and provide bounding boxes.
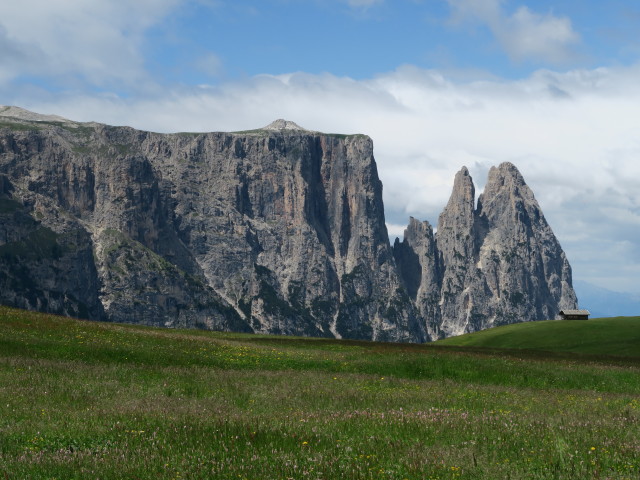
[0,306,639,479]
[435,316,640,357]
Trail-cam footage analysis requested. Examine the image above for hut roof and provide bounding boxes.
[559,309,590,316]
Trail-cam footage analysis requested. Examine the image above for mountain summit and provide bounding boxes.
[262,119,308,131]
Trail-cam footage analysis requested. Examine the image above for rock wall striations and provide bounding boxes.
[0,110,425,342]
[0,107,576,341]
[392,164,578,338]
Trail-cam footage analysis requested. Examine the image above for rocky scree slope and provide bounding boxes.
[0,107,576,341]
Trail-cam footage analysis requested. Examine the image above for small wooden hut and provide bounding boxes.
[559,309,590,320]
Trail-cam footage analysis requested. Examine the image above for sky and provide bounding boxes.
[0,0,639,299]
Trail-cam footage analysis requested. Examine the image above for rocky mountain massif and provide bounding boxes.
[394,166,577,338]
[0,107,577,341]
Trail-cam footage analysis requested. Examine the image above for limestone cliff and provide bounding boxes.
[0,109,425,342]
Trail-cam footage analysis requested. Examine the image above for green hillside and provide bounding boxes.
[1,306,639,479]
[435,316,640,356]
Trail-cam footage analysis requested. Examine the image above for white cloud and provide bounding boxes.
[448,0,502,22]
[0,25,46,83]
[447,0,580,64]
[500,6,580,63]
[387,223,410,240]
[5,64,640,294]
[0,0,183,88]
[345,0,384,8]
[195,53,224,78]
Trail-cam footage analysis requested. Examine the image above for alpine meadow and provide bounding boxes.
[1,306,639,479]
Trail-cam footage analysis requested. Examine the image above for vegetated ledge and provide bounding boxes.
[230,128,369,139]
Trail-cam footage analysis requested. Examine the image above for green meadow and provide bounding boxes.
[0,306,639,479]
[435,316,640,356]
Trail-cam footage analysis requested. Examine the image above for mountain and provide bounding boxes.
[573,280,640,318]
[0,109,425,342]
[393,164,577,338]
[0,107,576,341]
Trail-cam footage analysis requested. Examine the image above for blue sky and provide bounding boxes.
[141,0,638,82]
[0,0,639,301]
[6,0,639,89]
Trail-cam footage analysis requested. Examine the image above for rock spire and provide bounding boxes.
[393,163,578,337]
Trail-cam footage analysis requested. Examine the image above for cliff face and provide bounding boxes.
[0,174,104,320]
[0,107,576,341]
[392,217,441,339]
[144,122,424,341]
[393,163,578,338]
[0,110,424,342]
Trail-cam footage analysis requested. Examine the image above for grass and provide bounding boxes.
[434,316,640,357]
[0,306,639,479]
[229,128,367,139]
[0,121,41,132]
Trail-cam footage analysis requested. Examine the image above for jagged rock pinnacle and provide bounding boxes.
[262,119,308,131]
[397,162,577,338]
